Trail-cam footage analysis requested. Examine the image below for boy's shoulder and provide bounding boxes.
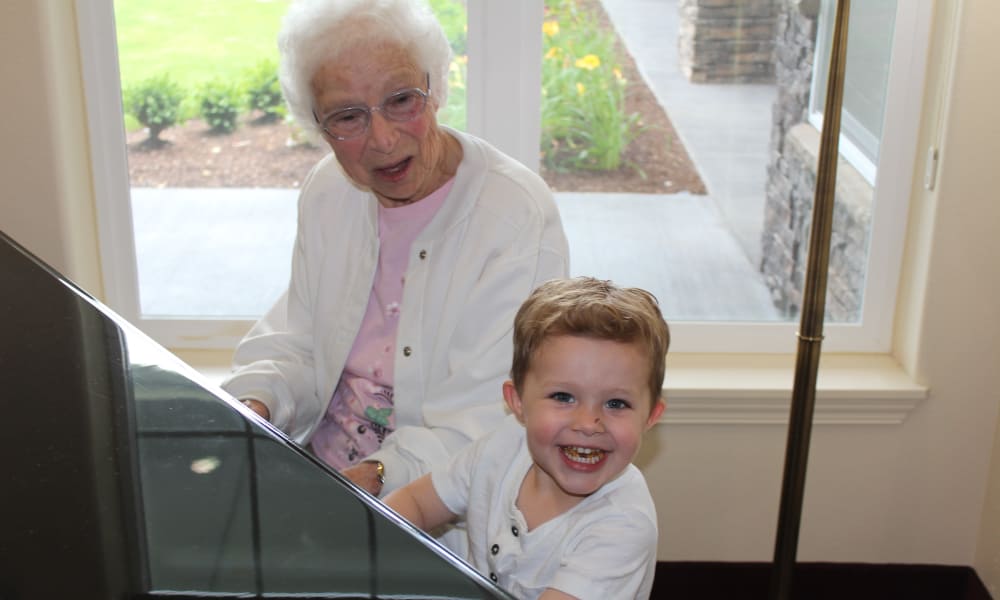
[584,465,657,519]
[477,413,526,449]
[457,413,528,477]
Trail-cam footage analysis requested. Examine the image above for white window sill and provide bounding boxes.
[661,353,927,425]
[178,350,927,428]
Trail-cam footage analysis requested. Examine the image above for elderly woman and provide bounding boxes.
[222,0,569,502]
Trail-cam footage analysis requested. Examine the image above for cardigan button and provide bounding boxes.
[418,249,428,259]
[491,544,499,555]
[511,525,519,537]
[403,346,412,357]
[490,573,498,583]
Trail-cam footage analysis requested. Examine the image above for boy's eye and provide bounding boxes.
[549,392,574,403]
[606,398,631,410]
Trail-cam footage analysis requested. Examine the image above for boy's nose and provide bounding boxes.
[573,406,605,434]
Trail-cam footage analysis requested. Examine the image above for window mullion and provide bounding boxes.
[466,0,543,172]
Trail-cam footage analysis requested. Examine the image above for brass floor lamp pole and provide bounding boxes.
[769,1,850,598]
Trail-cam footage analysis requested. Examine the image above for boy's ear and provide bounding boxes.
[646,397,666,430]
[502,380,526,423]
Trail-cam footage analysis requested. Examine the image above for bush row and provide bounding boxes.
[124,60,283,142]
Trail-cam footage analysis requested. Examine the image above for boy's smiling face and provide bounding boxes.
[503,334,665,503]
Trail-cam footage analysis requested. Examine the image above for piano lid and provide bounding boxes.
[0,230,512,600]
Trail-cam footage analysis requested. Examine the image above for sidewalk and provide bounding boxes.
[555,0,778,319]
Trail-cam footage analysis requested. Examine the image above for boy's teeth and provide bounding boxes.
[562,446,605,464]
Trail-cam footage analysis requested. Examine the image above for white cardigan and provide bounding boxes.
[222,128,569,493]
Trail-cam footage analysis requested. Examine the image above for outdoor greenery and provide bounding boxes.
[244,59,285,122]
[428,0,468,130]
[123,74,184,143]
[541,0,640,172]
[197,80,243,133]
[115,0,640,172]
[115,0,286,130]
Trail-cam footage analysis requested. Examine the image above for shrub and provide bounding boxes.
[244,59,284,122]
[123,74,185,143]
[198,80,244,133]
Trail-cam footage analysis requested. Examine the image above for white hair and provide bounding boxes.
[277,0,452,141]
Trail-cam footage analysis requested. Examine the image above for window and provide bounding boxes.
[810,0,897,184]
[77,0,931,354]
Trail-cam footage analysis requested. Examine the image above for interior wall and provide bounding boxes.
[936,1,1000,594]
[979,415,1000,597]
[0,0,102,295]
[1,0,998,589]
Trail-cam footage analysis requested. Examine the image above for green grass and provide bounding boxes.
[115,0,288,91]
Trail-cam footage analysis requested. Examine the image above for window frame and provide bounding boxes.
[77,0,932,354]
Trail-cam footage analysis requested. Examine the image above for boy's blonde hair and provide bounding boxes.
[510,277,670,407]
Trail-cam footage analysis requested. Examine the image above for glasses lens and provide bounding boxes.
[383,89,426,121]
[321,88,427,139]
[325,107,368,139]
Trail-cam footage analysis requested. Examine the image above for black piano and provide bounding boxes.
[0,230,513,599]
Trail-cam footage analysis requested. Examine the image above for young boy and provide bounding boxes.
[385,277,669,600]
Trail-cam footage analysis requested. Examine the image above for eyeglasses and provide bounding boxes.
[313,74,431,141]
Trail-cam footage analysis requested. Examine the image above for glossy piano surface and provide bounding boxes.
[0,231,512,600]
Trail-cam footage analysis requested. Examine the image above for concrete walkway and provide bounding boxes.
[132,0,780,321]
[548,0,779,319]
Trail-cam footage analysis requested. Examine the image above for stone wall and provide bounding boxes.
[759,0,871,322]
[678,0,779,83]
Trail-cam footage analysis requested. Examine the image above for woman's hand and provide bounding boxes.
[342,461,384,496]
[240,398,271,421]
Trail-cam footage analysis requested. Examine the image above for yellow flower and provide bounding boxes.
[576,82,586,96]
[613,67,624,81]
[543,20,560,37]
[545,46,562,60]
[575,54,601,70]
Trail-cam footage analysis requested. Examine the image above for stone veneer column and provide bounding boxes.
[678,0,780,83]
[760,0,871,322]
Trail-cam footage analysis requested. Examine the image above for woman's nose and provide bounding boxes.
[367,110,399,153]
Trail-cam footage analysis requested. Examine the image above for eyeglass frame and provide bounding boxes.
[312,73,431,141]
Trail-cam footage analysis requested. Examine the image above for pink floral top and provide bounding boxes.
[311,179,453,469]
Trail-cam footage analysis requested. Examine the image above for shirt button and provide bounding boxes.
[403,346,412,357]
[511,525,519,537]
[490,573,498,583]
[418,249,428,260]
[491,544,499,555]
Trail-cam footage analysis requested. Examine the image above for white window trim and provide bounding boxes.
[75,0,139,323]
[77,0,931,356]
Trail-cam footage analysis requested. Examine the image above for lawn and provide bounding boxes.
[114,0,289,91]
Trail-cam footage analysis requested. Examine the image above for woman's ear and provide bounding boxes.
[502,380,526,424]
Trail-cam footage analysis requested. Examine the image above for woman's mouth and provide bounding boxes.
[374,157,412,183]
